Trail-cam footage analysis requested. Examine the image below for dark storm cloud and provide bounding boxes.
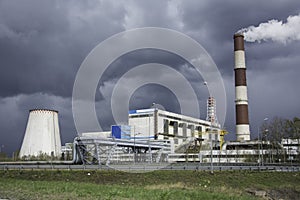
[179,0,300,75]
[0,0,127,154]
[95,49,208,131]
[0,0,300,155]
[0,0,125,98]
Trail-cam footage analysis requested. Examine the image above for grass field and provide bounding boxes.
[0,169,300,199]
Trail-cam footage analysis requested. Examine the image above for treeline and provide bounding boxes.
[260,117,300,142]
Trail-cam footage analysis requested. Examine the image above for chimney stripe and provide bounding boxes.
[234,33,250,141]
[235,69,247,86]
[234,51,246,69]
[234,34,245,50]
[236,104,249,124]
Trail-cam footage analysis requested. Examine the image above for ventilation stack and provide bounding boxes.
[19,109,61,158]
[234,33,250,141]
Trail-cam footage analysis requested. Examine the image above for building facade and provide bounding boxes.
[128,108,221,148]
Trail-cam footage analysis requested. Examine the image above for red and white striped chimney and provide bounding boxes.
[234,33,250,141]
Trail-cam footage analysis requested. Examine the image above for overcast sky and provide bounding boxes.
[1,0,300,156]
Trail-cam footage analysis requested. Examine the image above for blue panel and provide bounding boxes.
[128,110,137,114]
[120,125,131,139]
[111,125,121,139]
[112,125,132,139]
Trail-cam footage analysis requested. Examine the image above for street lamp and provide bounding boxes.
[258,118,268,167]
[133,132,142,164]
[148,113,152,163]
[263,129,270,163]
[210,128,214,173]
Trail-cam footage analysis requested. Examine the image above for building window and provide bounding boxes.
[170,121,178,137]
[196,126,202,137]
[188,125,195,137]
[180,123,187,138]
[163,119,169,134]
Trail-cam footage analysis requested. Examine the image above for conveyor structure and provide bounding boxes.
[73,136,171,165]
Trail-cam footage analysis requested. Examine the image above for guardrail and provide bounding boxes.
[1,163,300,172]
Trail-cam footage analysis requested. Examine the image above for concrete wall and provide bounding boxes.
[128,109,221,147]
[19,109,61,158]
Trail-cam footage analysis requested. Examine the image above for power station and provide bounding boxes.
[16,33,299,165]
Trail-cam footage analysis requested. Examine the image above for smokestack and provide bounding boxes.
[234,33,250,141]
[19,109,62,158]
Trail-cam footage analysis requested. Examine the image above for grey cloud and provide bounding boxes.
[0,0,125,98]
[123,0,183,30]
[0,0,300,155]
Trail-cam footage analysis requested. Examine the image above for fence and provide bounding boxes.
[1,163,300,172]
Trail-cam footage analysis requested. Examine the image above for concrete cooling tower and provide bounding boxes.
[19,109,61,158]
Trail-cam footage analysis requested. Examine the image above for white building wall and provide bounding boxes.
[129,115,153,138]
[187,128,191,137]
[128,108,221,147]
[82,131,111,138]
[157,116,164,139]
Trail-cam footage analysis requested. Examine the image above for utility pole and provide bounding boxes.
[210,135,213,172]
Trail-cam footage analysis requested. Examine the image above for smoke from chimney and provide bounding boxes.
[238,13,300,44]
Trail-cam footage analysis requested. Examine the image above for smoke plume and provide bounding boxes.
[238,13,300,43]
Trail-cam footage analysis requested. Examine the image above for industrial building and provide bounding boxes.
[71,106,223,165]
[128,108,221,146]
[281,139,300,161]
[68,32,278,165]
[17,33,299,166]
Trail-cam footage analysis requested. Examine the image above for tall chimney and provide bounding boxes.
[234,33,250,141]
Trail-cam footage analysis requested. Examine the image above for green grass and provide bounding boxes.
[0,170,299,199]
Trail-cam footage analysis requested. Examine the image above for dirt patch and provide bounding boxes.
[246,189,268,199]
[246,188,300,200]
[267,188,300,200]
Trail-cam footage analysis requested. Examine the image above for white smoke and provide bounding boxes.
[238,13,300,43]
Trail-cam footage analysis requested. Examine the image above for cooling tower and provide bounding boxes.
[19,109,61,158]
[234,33,251,141]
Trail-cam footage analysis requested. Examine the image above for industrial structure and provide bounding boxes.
[19,109,62,158]
[16,33,300,166]
[128,108,220,146]
[206,97,217,125]
[69,33,290,165]
[72,107,222,165]
[234,33,251,141]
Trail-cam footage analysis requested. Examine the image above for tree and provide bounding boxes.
[260,116,287,142]
[260,116,300,163]
[0,152,7,161]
